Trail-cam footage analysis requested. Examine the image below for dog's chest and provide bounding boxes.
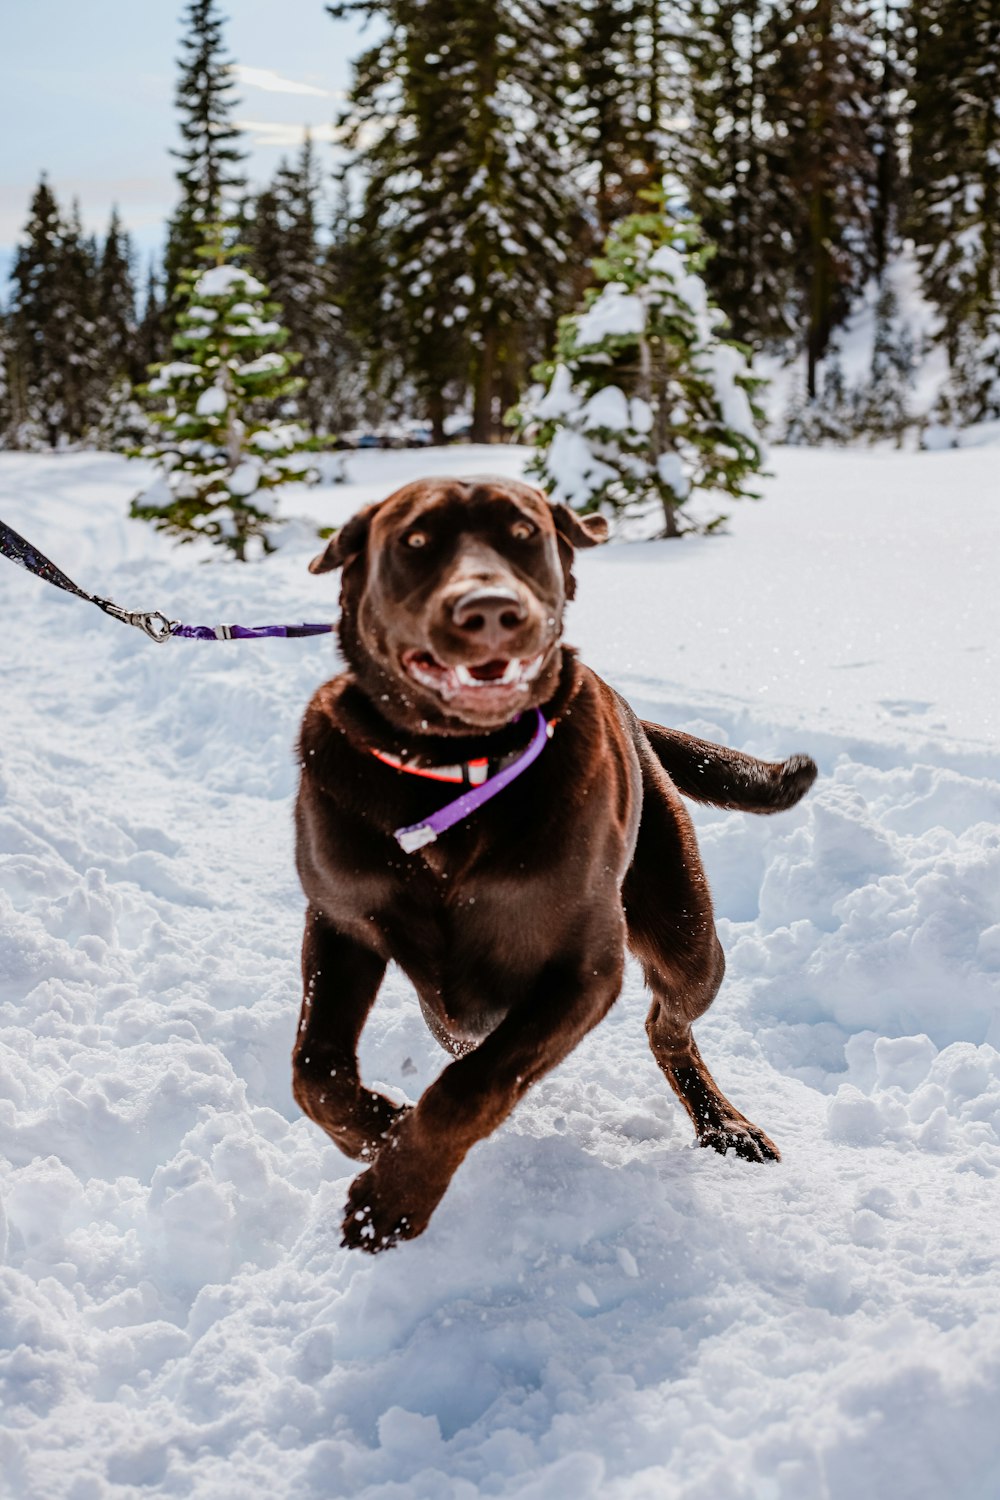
[382,862,550,975]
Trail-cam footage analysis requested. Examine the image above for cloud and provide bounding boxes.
[234,120,344,149]
[229,65,333,98]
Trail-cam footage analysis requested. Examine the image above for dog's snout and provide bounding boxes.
[451,587,527,644]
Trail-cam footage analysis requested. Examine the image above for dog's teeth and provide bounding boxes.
[502,660,520,684]
[455,665,477,687]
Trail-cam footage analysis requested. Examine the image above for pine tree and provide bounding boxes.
[870,0,907,279]
[9,179,64,445]
[96,208,138,389]
[164,0,246,309]
[520,194,766,537]
[758,0,881,395]
[58,203,103,440]
[135,263,168,380]
[330,0,584,441]
[575,1,686,237]
[784,353,855,444]
[133,225,324,560]
[8,178,101,447]
[908,0,1000,424]
[685,0,797,348]
[0,314,13,448]
[853,277,914,443]
[244,135,345,434]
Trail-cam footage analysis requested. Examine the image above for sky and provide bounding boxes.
[0,0,372,286]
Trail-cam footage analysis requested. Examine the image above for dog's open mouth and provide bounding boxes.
[402,649,545,702]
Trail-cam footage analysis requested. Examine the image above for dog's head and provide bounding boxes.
[309,476,607,733]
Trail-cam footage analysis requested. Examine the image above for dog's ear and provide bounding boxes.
[550,503,609,549]
[308,504,378,574]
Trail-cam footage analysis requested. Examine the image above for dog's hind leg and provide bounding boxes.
[292,907,407,1161]
[624,753,780,1163]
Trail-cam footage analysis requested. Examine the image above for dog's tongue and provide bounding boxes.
[468,659,509,682]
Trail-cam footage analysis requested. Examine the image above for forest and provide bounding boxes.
[1,0,998,458]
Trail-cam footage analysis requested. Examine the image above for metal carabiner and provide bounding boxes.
[137,611,176,643]
[94,598,176,643]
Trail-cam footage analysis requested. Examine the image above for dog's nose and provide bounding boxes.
[451,587,527,647]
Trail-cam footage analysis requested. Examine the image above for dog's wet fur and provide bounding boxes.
[294,476,817,1251]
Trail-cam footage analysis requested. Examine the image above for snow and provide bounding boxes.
[543,426,617,508]
[573,285,645,347]
[700,342,759,443]
[1,442,999,1498]
[656,450,691,499]
[628,396,654,435]
[534,363,576,419]
[239,353,287,378]
[146,361,201,393]
[195,387,228,418]
[193,266,265,299]
[227,459,261,498]
[579,384,630,432]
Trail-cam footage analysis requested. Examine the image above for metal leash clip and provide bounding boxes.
[95,599,177,643]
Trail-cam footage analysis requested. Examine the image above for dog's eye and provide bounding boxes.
[403,531,429,549]
[510,520,536,540]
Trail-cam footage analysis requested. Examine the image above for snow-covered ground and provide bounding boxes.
[1,445,998,1499]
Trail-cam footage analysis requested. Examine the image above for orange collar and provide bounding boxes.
[369,748,494,786]
[370,717,557,789]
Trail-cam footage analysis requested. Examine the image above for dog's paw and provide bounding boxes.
[324,1097,411,1163]
[700,1120,781,1163]
[340,1165,428,1254]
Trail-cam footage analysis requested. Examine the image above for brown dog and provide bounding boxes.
[293,476,816,1251]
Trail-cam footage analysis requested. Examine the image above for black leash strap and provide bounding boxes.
[0,518,175,641]
[0,515,337,644]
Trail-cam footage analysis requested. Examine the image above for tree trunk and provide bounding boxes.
[471,325,497,443]
[645,332,682,538]
[428,389,446,446]
[661,497,681,538]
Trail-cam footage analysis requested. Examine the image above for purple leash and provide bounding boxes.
[0,516,333,644]
[170,621,333,641]
[394,708,551,853]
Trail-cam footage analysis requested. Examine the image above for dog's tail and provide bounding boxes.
[641,720,817,814]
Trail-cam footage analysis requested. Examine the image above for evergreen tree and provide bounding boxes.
[8,178,101,447]
[870,0,907,278]
[59,203,104,440]
[575,0,686,236]
[96,208,138,389]
[244,135,345,434]
[685,0,797,348]
[934,310,1000,428]
[135,263,168,379]
[784,354,855,444]
[8,178,64,445]
[164,0,246,308]
[0,314,13,448]
[520,194,766,537]
[133,225,324,560]
[330,0,584,441]
[853,277,914,443]
[92,379,156,454]
[908,0,1000,423]
[758,0,881,395]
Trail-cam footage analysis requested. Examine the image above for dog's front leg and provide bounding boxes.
[340,943,624,1252]
[293,906,408,1162]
